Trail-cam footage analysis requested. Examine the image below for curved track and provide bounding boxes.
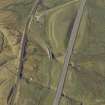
[36,0,79,48]
[47,0,79,48]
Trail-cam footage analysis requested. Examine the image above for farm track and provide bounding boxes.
[36,0,79,17]
[52,0,87,105]
[36,0,79,48]
[7,0,42,105]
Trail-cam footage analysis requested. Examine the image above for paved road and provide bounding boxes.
[52,0,87,105]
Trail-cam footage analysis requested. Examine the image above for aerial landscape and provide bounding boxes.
[0,0,105,105]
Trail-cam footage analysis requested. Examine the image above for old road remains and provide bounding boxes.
[7,0,41,105]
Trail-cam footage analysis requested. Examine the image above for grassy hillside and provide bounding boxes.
[0,0,105,105]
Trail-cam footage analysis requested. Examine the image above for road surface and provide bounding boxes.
[52,0,87,105]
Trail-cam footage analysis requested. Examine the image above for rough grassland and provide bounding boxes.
[0,0,105,105]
